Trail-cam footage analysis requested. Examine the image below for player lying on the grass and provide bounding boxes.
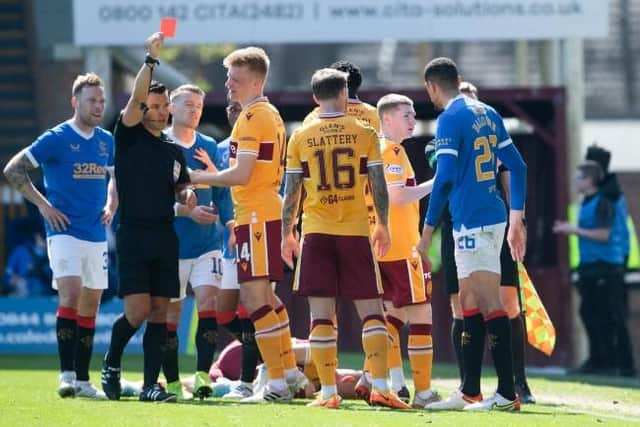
[163,338,364,400]
[357,93,440,408]
[282,68,410,410]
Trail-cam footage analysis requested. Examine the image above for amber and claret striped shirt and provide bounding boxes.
[229,97,287,225]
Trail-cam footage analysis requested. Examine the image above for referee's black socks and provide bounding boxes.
[143,322,167,388]
[511,313,527,385]
[451,318,465,384]
[106,314,138,368]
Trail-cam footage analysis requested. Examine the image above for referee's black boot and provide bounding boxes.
[139,383,177,403]
[515,381,536,404]
[101,354,122,400]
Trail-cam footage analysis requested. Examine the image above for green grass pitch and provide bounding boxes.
[1,354,638,426]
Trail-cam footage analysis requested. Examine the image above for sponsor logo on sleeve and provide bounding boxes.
[386,164,404,175]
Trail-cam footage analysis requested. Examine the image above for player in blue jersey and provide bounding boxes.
[416,58,527,412]
[3,73,117,399]
[161,84,234,400]
[429,81,535,404]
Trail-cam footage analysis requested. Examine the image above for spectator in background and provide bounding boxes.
[584,146,635,377]
[3,219,53,297]
[554,161,633,376]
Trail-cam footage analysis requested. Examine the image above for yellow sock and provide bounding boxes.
[251,305,284,380]
[362,315,388,382]
[408,324,433,393]
[309,319,337,387]
[386,315,404,371]
[275,305,297,371]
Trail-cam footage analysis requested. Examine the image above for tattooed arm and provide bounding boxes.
[3,148,70,231]
[281,172,303,269]
[367,164,389,227]
[367,164,390,257]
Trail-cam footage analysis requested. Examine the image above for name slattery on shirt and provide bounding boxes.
[307,124,359,148]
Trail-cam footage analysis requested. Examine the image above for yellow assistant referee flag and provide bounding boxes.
[518,263,556,356]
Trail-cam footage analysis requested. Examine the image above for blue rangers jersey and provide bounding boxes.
[425,95,527,231]
[27,121,114,242]
[169,130,233,259]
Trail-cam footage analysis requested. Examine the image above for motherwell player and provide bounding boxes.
[282,68,410,410]
[361,94,441,408]
[303,61,380,133]
[190,47,301,402]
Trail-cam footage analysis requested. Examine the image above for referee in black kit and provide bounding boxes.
[101,32,196,403]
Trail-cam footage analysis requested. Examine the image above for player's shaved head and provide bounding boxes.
[377,93,414,119]
[311,68,348,101]
[424,57,460,92]
[224,46,270,78]
[330,60,362,98]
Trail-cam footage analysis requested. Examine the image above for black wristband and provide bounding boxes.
[145,54,160,66]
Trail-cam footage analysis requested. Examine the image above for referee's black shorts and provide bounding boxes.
[116,223,180,298]
[440,220,520,296]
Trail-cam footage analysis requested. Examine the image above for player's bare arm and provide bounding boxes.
[508,210,527,261]
[3,148,70,231]
[553,220,610,242]
[189,153,256,187]
[388,178,434,206]
[368,164,389,226]
[281,172,303,269]
[102,167,118,226]
[174,202,218,225]
[368,164,391,257]
[122,32,163,127]
[417,224,434,269]
[193,147,218,172]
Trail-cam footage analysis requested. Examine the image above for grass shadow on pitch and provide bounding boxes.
[530,371,640,391]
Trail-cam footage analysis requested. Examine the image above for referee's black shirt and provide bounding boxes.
[114,115,190,226]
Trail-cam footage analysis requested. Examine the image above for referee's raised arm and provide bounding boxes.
[122,32,163,128]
